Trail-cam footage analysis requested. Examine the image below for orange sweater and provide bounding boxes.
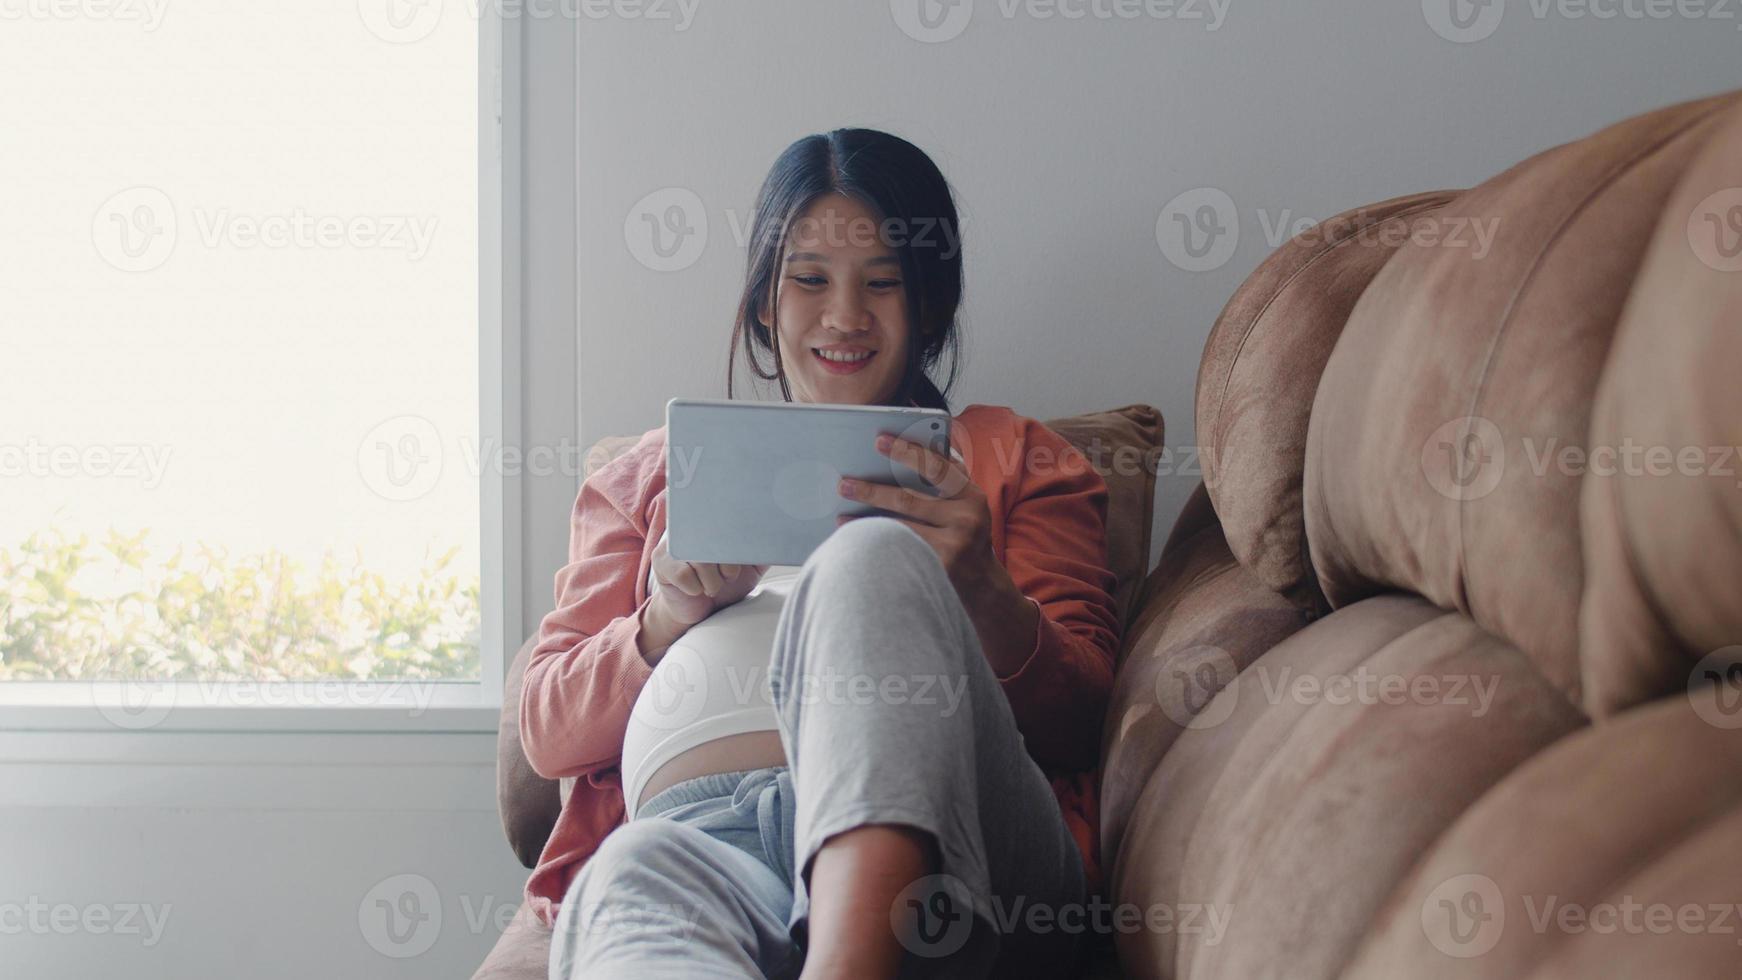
[519,403,1122,926]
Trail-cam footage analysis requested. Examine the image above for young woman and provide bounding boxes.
[519,128,1121,979]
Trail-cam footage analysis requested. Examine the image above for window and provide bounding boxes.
[0,1,516,730]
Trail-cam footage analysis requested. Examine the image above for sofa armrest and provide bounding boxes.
[498,633,563,869]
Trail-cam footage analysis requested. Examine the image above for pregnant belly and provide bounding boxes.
[633,730,788,815]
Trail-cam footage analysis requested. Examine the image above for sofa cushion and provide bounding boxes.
[1111,596,1585,980]
[1098,504,1308,870]
[1344,685,1742,979]
[1044,403,1165,631]
[1196,190,1459,613]
[1578,97,1742,717]
[1303,91,1742,703]
[499,634,561,869]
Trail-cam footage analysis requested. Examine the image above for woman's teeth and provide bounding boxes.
[814,349,873,363]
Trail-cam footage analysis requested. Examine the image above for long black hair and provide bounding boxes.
[725,128,963,412]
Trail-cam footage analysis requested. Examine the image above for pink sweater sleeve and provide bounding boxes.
[518,450,658,780]
[993,417,1122,773]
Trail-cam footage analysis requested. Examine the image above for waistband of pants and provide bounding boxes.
[637,765,788,820]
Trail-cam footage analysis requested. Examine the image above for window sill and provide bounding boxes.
[0,681,502,734]
[0,727,504,809]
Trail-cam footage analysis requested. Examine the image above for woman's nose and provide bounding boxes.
[820,288,872,333]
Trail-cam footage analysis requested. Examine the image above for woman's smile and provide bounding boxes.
[812,345,877,375]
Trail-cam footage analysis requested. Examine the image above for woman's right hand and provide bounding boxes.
[648,534,768,629]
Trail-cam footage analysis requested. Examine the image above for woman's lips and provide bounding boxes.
[812,348,876,375]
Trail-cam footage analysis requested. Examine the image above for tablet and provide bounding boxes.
[664,398,954,566]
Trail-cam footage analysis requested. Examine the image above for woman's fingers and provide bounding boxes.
[668,564,703,596]
[694,562,725,596]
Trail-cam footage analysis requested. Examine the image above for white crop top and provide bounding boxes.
[620,530,802,818]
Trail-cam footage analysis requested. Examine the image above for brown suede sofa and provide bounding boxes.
[477,88,1742,978]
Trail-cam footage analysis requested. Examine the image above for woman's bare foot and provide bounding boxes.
[798,823,941,980]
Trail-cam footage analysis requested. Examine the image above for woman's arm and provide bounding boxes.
[518,445,661,780]
[846,414,1123,773]
[991,417,1122,773]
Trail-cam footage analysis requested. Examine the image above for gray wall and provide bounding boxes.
[574,0,1736,574]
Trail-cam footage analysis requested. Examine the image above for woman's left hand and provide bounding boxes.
[836,433,1011,613]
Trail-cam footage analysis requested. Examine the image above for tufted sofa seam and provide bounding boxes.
[1206,197,1458,446]
[1503,791,1742,976]
[1454,99,1735,622]
[1178,602,1449,978]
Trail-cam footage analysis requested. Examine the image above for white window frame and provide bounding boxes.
[0,9,543,739]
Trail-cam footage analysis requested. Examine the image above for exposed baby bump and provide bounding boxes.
[621,586,790,818]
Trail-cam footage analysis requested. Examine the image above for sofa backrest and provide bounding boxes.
[1194,89,1742,718]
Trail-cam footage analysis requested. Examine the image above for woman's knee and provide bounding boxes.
[801,515,942,590]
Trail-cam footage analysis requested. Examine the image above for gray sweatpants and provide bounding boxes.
[550,516,1086,979]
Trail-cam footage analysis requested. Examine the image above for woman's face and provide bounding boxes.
[771,193,912,406]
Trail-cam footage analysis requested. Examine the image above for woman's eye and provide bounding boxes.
[791,274,826,287]
[868,279,903,290]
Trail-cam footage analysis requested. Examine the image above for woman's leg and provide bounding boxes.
[770,516,1087,979]
[550,816,802,980]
